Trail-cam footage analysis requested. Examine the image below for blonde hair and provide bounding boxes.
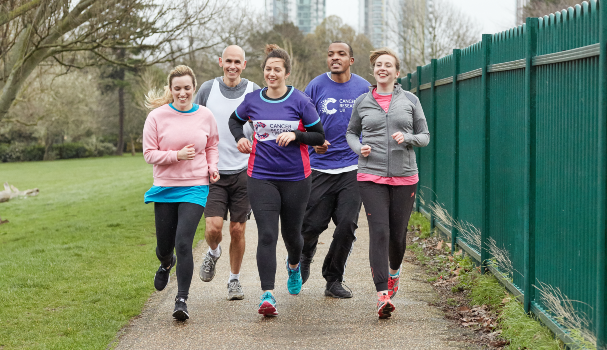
[145,65,197,110]
[369,48,401,72]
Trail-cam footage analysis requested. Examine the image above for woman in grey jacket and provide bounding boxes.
[346,48,430,319]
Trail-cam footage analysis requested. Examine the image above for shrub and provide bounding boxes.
[22,144,46,161]
[53,143,88,159]
[96,142,117,156]
[0,142,25,162]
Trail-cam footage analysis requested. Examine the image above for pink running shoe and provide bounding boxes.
[377,294,395,319]
[388,275,400,299]
[258,292,278,317]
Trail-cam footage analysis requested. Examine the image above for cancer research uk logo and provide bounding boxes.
[320,97,357,115]
[320,98,337,115]
[253,120,300,142]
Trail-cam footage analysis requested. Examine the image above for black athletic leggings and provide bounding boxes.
[358,181,416,292]
[248,176,311,290]
[154,202,205,299]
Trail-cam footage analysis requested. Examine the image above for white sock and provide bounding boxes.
[229,272,240,282]
[208,245,221,258]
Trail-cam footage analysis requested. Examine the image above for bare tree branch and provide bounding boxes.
[0,0,43,27]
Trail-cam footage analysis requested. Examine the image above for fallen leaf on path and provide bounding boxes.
[436,240,443,250]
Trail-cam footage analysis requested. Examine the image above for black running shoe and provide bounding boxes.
[154,255,176,291]
[324,281,353,299]
[300,247,316,284]
[172,297,189,321]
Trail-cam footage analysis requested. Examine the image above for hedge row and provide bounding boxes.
[0,142,116,162]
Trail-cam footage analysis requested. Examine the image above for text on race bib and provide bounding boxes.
[253,120,300,141]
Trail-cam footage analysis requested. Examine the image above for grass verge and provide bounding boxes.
[407,214,564,350]
[0,155,205,349]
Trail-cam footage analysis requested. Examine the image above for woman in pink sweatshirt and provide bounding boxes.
[143,65,219,321]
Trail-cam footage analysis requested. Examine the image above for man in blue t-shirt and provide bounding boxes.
[300,41,370,298]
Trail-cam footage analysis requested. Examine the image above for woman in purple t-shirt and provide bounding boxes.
[229,45,325,317]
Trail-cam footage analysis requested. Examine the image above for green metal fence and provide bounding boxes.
[399,1,607,348]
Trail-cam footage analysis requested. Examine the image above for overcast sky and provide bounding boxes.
[250,0,518,41]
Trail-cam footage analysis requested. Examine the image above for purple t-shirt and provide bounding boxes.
[235,87,321,181]
[304,73,370,170]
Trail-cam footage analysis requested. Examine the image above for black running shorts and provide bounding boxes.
[205,170,251,222]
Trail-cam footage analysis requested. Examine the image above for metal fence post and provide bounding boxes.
[481,34,492,272]
[416,66,423,213]
[406,73,412,91]
[430,59,438,230]
[451,50,461,256]
[524,17,538,315]
[597,1,607,347]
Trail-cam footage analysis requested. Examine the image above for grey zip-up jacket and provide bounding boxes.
[346,85,430,177]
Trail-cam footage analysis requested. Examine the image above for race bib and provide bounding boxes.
[253,120,300,141]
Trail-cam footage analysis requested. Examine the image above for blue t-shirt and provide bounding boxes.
[144,185,209,207]
[304,73,370,170]
[235,87,321,181]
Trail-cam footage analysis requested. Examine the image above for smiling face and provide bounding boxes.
[170,75,195,110]
[219,46,246,82]
[264,57,290,89]
[373,54,400,86]
[327,42,353,74]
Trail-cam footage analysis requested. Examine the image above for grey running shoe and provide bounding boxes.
[199,246,221,282]
[227,279,245,300]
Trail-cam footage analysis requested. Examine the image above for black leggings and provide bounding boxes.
[358,181,416,292]
[248,176,311,290]
[154,202,205,299]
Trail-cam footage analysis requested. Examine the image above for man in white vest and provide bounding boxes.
[195,45,260,300]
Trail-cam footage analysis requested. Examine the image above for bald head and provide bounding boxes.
[222,45,246,61]
[219,45,247,86]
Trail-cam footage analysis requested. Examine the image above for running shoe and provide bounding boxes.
[300,247,316,284]
[258,292,278,317]
[388,274,400,299]
[377,294,395,319]
[227,279,244,300]
[172,297,189,321]
[199,246,221,282]
[325,281,353,299]
[154,254,176,291]
[285,258,302,295]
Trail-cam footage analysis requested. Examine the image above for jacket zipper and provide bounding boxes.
[385,89,397,177]
[370,87,399,177]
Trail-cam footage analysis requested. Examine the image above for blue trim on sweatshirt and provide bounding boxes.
[169,103,200,113]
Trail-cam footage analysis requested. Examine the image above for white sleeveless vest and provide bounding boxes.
[206,79,254,171]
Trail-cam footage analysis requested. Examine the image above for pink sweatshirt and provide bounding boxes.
[143,104,219,186]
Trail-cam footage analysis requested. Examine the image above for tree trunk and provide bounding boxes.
[43,132,53,160]
[115,53,125,155]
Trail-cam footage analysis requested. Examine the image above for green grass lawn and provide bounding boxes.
[0,155,205,349]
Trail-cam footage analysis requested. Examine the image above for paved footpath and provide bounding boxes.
[114,210,475,349]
